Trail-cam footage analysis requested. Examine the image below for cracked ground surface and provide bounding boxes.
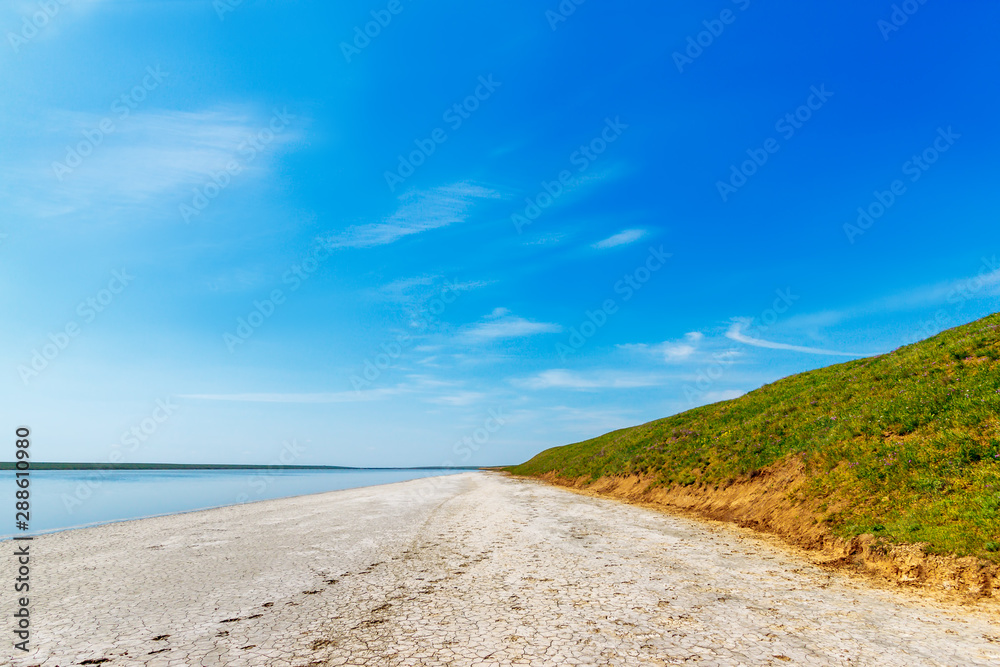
[5,472,1000,666]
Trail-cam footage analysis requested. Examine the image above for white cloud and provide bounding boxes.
[2,0,111,42]
[662,343,696,360]
[662,331,702,361]
[325,182,500,249]
[375,275,491,303]
[619,331,704,363]
[404,374,461,389]
[377,275,438,294]
[782,259,1000,332]
[523,232,569,246]
[5,107,300,220]
[462,308,562,341]
[875,266,1000,313]
[511,404,638,438]
[514,369,666,391]
[725,320,865,357]
[180,388,401,403]
[592,228,646,249]
[423,391,487,406]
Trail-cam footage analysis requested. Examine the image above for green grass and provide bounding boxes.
[508,313,1000,561]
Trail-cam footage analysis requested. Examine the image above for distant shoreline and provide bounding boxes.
[0,462,485,471]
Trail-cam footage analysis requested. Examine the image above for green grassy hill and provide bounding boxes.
[509,314,1000,562]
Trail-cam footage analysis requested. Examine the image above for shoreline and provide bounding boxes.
[1,468,465,541]
[0,462,484,470]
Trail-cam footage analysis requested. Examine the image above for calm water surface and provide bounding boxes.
[1,469,461,538]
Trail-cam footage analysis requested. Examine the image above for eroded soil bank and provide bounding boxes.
[531,460,998,603]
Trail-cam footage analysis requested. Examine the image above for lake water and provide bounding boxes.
[1,468,463,539]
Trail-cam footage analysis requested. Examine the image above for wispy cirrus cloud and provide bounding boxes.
[510,404,638,438]
[2,0,112,44]
[3,107,300,219]
[180,388,402,403]
[325,182,500,249]
[374,275,491,303]
[661,331,702,361]
[423,390,487,406]
[619,331,704,362]
[461,307,562,341]
[725,320,864,357]
[514,368,666,391]
[592,228,646,249]
[782,259,1000,332]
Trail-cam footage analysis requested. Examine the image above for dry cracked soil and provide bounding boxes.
[5,472,1000,666]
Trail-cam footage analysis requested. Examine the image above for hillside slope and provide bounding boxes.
[509,314,1000,574]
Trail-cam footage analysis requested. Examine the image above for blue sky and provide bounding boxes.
[2,0,999,467]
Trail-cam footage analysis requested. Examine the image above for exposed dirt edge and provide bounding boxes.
[520,459,997,605]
